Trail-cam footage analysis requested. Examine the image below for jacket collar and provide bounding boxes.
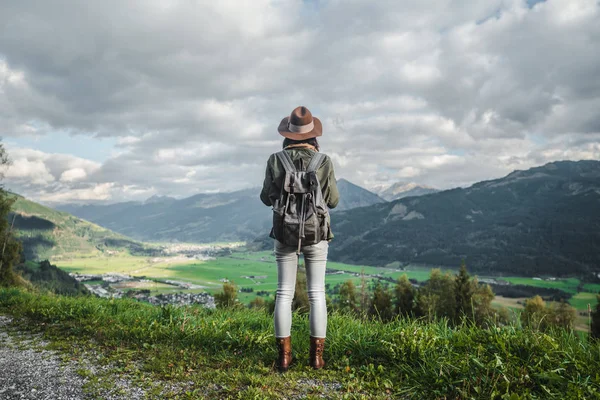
[284,143,318,152]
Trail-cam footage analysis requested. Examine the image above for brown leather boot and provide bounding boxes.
[309,336,326,369]
[275,336,293,372]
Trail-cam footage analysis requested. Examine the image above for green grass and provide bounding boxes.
[57,254,385,299]
[1,288,599,399]
[584,283,600,293]
[59,255,157,275]
[570,292,600,312]
[499,277,582,294]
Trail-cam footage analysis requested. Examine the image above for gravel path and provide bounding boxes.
[0,315,353,399]
[0,315,92,400]
[0,315,90,399]
[0,315,174,399]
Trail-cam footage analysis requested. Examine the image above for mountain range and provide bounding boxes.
[328,160,600,277]
[14,160,600,279]
[56,179,386,243]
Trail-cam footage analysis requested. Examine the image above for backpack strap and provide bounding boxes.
[275,151,297,173]
[306,152,325,173]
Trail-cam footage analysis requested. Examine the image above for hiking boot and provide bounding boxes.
[309,336,326,369]
[276,336,293,372]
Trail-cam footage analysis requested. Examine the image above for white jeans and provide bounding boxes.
[274,240,329,338]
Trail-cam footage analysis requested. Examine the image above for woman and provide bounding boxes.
[260,106,339,372]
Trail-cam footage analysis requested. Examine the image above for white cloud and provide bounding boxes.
[39,183,114,203]
[4,157,54,185]
[60,168,87,182]
[0,0,598,203]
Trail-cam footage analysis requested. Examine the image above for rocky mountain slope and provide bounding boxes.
[373,182,439,201]
[333,179,386,211]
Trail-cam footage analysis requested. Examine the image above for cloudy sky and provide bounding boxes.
[1,0,599,204]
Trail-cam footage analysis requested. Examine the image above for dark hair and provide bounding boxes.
[282,137,320,151]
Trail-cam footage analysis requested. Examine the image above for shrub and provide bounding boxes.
[214,281,240,309]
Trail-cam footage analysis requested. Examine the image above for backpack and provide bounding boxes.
[271,150,330,253]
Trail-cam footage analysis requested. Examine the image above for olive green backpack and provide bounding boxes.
[270,150,330,253]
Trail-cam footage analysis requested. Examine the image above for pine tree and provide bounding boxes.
[394,274,415,317]
[454,261,474,322]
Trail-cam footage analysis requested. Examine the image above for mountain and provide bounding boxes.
[58,180,386,243]
[9,193,156,261]
[335,179,386,211]
[329,160,600,278]
[143,195,177,205]
[373,182,438,201]
[58,188,273,243]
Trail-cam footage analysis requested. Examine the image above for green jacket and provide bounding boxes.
[260,148,340,240]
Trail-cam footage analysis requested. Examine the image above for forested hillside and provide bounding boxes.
[329,160,600,278]
[9,193,157,260]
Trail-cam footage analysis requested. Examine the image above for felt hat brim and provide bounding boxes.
[277,116,322,140]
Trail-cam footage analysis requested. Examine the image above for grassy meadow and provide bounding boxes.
[1,287,600,399]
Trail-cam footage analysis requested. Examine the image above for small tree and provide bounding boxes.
[394,274,415,317]
[0,142,22,287]
[417,269,456,321]
[471,279,495,326]
[520,295,548,331]
[369,281,393,321]
[454,261,474,322]
[214,281,240,309]
[521,296,577,332]
[338,280,359,314]
[249,296,266,310]
[548,300,577,331]
[591,295,600,340]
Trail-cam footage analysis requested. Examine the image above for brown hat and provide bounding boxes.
[277,106,323,140]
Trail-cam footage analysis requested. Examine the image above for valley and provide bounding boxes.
[7,160,600,335]
[53,245,600,332]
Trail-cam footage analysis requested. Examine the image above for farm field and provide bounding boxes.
[56,248,600,319]
[498,277,582,294]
